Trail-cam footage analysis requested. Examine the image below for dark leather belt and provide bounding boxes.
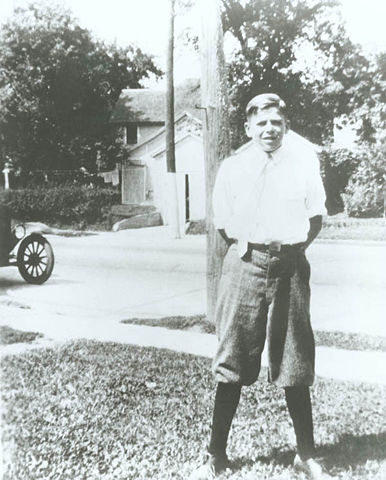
[248,242,303,255]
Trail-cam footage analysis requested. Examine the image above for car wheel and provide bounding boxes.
[17,234,54,284]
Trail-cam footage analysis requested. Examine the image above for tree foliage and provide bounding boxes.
[318,147,361,215]
[349,52,386,144]
[0,3,162,172]
[343,139,386,218]
[220,0,373,148]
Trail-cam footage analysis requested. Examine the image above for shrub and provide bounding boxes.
[11,169,106,188]
[318,147,361,215]
[0,185,121,228]
[342,141,386,218]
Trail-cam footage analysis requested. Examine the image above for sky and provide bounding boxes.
[1,0,386,86]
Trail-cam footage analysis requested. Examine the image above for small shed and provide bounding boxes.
[150,132,205,226]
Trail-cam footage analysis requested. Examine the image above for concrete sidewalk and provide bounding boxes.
[1,303,386,386]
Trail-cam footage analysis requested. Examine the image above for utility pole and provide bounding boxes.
[166,0,181,238]
[199,0,231,322]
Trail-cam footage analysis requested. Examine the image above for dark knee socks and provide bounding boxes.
[208,382,241,457]
[285,386,316,460]
[207,383,315,460]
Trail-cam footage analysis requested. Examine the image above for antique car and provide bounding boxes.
[0,206,54,284]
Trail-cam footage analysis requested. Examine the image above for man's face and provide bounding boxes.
[244,107,287,152]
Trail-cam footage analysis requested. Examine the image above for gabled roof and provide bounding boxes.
[128,111,202,155]
[110,78,201,124]
[152,132,202,158]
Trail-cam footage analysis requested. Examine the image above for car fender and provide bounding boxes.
[12,232,47,255]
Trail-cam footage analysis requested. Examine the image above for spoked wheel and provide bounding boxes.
[17,234,54,284]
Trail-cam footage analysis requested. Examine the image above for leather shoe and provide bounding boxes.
[294,454,333,479]
[188,453,230,480]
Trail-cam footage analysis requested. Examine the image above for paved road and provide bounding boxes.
[0,228,207,321]
[0,227,385,337]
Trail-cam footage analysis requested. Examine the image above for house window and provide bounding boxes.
[125,125,138,145]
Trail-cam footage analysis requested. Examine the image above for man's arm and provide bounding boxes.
[303,147,326,251]
[302,215,322,250]
[218,228,235,247]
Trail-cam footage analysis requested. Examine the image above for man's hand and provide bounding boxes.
[218,229,236,247]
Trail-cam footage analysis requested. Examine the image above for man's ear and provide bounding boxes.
[285,119,290,133]
[244,121,252,138]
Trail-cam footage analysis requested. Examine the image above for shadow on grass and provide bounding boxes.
[320,432,386,468]
[230,432,386,473]
[0,325,43,345]
[231,449,295,471]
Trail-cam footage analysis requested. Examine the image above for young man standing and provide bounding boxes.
[189,94,332,480]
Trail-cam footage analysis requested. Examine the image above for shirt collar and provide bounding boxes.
[268,147,281,166]
[254,133,290,166]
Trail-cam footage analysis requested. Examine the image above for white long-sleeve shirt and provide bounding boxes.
[212,132,327,257]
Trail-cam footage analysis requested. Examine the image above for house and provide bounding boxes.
[110,79,204,229]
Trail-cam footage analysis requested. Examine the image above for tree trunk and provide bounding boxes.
[166,0,181,238]
[199,0,231,322]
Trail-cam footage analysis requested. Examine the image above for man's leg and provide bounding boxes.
[208,382,242,458]
[209,384,315,461]
[188,383,241,479]
[208,384,314,461]
[285,386,333,479]
[285,386,315,460]
[189,247,268,479]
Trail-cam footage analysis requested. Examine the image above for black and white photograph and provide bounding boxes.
[0,0,385,479]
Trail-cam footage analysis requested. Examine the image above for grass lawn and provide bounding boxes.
[318,216,386,242]
[0,325,43,345]
[121,315,386,353]
[186,216,386,242]
[1,341,385,480]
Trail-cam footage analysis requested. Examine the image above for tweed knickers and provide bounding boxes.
[212,244,315,387]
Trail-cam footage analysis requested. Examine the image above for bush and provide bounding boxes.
[342,141,386,218]
[10,169,106,188]
[0,185,121,228]
[318,147,361,215]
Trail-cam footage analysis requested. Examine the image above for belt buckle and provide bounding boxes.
[269,241,281,255]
